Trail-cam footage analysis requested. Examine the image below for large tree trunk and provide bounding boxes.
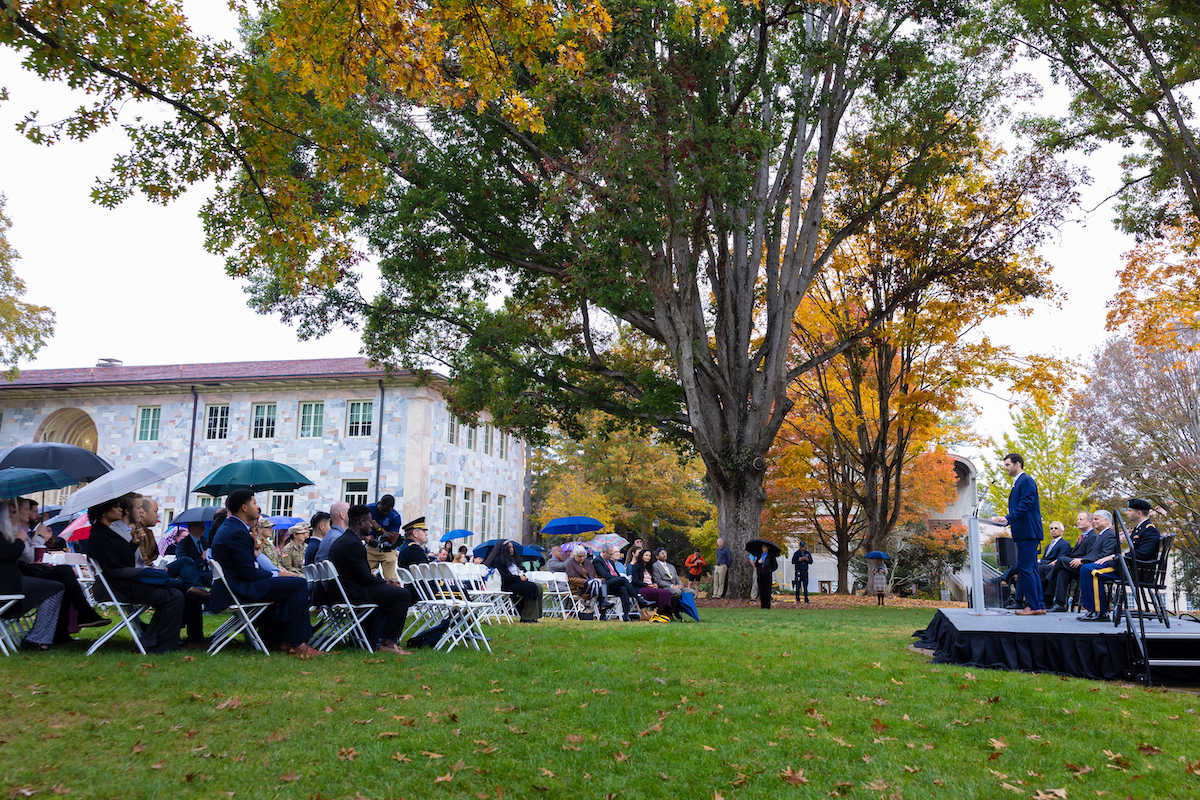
[710,473,768,598]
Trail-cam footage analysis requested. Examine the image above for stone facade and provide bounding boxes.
[0,359,527,550]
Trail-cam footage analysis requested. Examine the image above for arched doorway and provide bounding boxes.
[34,408,99,452]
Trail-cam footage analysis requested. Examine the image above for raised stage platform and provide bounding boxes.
[913,608,1200,684]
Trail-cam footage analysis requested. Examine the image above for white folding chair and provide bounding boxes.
[476,567,519,622]
[86,560,151,656]
[310,560,378,652]
[416,563,493,653]
[397,566,436,643]
[206,560,273,656]
[0,595,26,656]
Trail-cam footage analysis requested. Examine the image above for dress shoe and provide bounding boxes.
[1049,604,1069,613]
[283,642,325,658]
[1078,611,1109,622]
[1014,607,1046,616]
[186,587,211,602]
[76,616,112,628]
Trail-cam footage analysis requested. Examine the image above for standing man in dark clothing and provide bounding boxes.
[330,505,412,653]
[397,517,434,569]
[713,538,732,599]
[209,489,324,658]
[754,544,778,609]
[791,542,812,603]
[992,453,1047,615]
[365,494,403,580]
[1077,501,1160,622]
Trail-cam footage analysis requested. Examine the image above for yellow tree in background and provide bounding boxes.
[1107,214,1200,352]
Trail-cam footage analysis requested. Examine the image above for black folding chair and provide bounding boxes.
[1112,534,1174,628]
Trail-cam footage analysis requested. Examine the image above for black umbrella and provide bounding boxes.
[0,443,113,482]
[745,538,781,559]
[169,506,220,526]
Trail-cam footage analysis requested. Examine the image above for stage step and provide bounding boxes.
[1150,659,1200,667]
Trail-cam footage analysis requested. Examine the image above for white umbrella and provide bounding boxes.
[53,460,184,519]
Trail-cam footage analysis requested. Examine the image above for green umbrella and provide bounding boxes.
[192,460,314,496]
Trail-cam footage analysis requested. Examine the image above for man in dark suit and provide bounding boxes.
[176,522,213,586]
[992,452,1046,615]
[1077,500,1161,622]
[1050,510,1117,612]
[1037,521,1072,597]
[209,489,324,658]
[329,505,412,653]
[593,543,637,621]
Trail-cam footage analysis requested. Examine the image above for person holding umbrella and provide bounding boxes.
[750,541,779,609]
[865,552,891,606]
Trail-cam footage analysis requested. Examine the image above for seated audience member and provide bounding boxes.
[85,496,185,653]
[436,548,449,562]
[624,538,645,565]
[329,505,412,653]
[1046,511,1095,610]
[594,543,638,621]
[176,522,213,585]
[305,512,332,566]
[280,522,310,572]
[545,545,569,573]
[209,489,324,658]
[1033,521,1072,600]
[255,518,284,569]
[485,540,544,623]
[315,503,349,563]
[397,517,434,569]
[130,497,161,566]
[651,547,692,620]
[453,546,468,564]
[630,547,673,615]
[1,501,66,651]
[565,545,611,619]
[139,497,209,648]
[205,509,228,549]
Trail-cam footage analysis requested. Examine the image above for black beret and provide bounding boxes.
[1127,499,1152,512]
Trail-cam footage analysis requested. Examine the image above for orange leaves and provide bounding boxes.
[278,772,300,782]
[215,696,241,711]
[337,747,357,761]
[779,767,807,786]
[1107,214,1200,353]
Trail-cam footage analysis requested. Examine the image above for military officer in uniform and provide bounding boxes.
[1077,499,1161,622]
[397,517,434,569]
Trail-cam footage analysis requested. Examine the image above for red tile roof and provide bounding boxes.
[1,358,411,388]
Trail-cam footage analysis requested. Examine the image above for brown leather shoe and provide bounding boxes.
[283,642,325,659]
[1014,607,1038,615]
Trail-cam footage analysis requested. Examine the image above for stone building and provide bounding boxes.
[0,358,528,549]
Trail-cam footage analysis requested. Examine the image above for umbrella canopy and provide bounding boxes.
[63,514,92,541]
[0,467,78,497]
[864,550,891,560]
[268,515,305,530]
[473,539,544,560]
[0,443,113,482]
[55,460,184,519]
[192,460,314,495]
[168,506,221,527]
[745,538,782,559]
[540,516,605,537]
[40,504,62,517]
[560,541,593,557]
[584,532,629,552]
[441,528,474,542]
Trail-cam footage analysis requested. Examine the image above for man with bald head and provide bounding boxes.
[316,502,350,563]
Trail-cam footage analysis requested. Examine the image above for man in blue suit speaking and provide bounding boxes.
[993,453,1047,615]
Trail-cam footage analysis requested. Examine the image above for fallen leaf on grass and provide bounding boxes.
[434,773,453,784]
[422,751,445,759]
[990,737,1008,750]
[132,743,146,754]
[183,773,212,782]
[871,719,889,733]
[1138,744,1163,756]
[702,745,715,752]
[188,692,203,701]
[555,689,568,695]
[780,767,807,786]
[378,732,402,739]
[506,725,526,735]
[1032,791,1068,799]
[392,753,412,763]
[861,754,873,764]
[279,772,300,782]
[903,765,920,773]
[658,772,671,781]
[150,762,165,770]
[1066,763,1094,777]
[613,751,629,763]
[999,783,1023,793]
[539,768,554,778]
[337,748,357,761]
[867,779,889,791]
[215,696,241,711]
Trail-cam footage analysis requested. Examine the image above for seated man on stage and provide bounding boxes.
[1049,511,1115,612]
[209,489,324,658]
[1037,521,1072,597]
[1077,499,1161,622]
[330,504,412,653]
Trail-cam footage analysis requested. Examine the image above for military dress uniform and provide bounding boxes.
[1078,500,1161,620]
[396,517,434,570]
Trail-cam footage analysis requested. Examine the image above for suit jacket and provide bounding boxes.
[397,540,432,569]
[755,554,778,577]
[651,560,681,589]
[1082,527,1119,564]
[0,535,26,600]
[329,533,386,605]
[176,534,211,575]
[304,536,322,566]
[87,521,165,602]
[208,516,278,612]
[1006,472,1044,542]
[1041,537,1071,564]
[593,557,630,583]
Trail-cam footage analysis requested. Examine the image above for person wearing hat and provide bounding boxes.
[791,541,812,603]
[1076,500,1161,622]
[279,522,311,572]
[365,494,403,581]
[397,517,434,569]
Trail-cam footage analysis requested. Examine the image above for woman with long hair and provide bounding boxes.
[485,540,543,623]
[0,500,65,651]
[630,547,673,616]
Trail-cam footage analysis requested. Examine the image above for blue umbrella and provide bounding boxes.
[473,538,509,559]
[0,467,78,497]
[268,516,306,530]
[540,516,605,536]
[441,528,474,542]
[169,506,220,527]
[865,550,891,560]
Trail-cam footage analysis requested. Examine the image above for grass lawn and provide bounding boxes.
[3,604,1199,799]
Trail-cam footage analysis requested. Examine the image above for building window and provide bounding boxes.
[466,425,476,451]
[299,401,324,439]
[252,403,277,439]
[444,484,456,532]
[269,492,294,517]
[498,432,507,460]
[482,423,493,456]
[462,488,474,532]
[197,496,222,507]
[205,405,230,441]
[136,407,161,442]
[447,414,458,446]
[347,400,373,437]
[497,495,506,536]
[343,479,369,506]
[480,492,490,538]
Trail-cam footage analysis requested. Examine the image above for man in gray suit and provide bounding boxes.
[651,548,692,620]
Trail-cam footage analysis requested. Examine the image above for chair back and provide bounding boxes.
[1151,533,1175,589]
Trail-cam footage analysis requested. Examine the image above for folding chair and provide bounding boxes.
[414,563,492,653]
[0,595,25,656]
[1113,533,1175,628]
[477,567,519,622]
[86,560,151,656]
[310,561,378,652]
[206,560,273,656]
[397,566,436,644]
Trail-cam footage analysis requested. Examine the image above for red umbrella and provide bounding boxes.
[63,515,92,541]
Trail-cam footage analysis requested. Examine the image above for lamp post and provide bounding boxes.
[651,516,660,546]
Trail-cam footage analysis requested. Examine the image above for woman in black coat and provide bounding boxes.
[485,540,543,623]
[0,501,64,650]
[754,545,778,609]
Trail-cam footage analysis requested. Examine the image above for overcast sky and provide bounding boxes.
[0,10,1135,467]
